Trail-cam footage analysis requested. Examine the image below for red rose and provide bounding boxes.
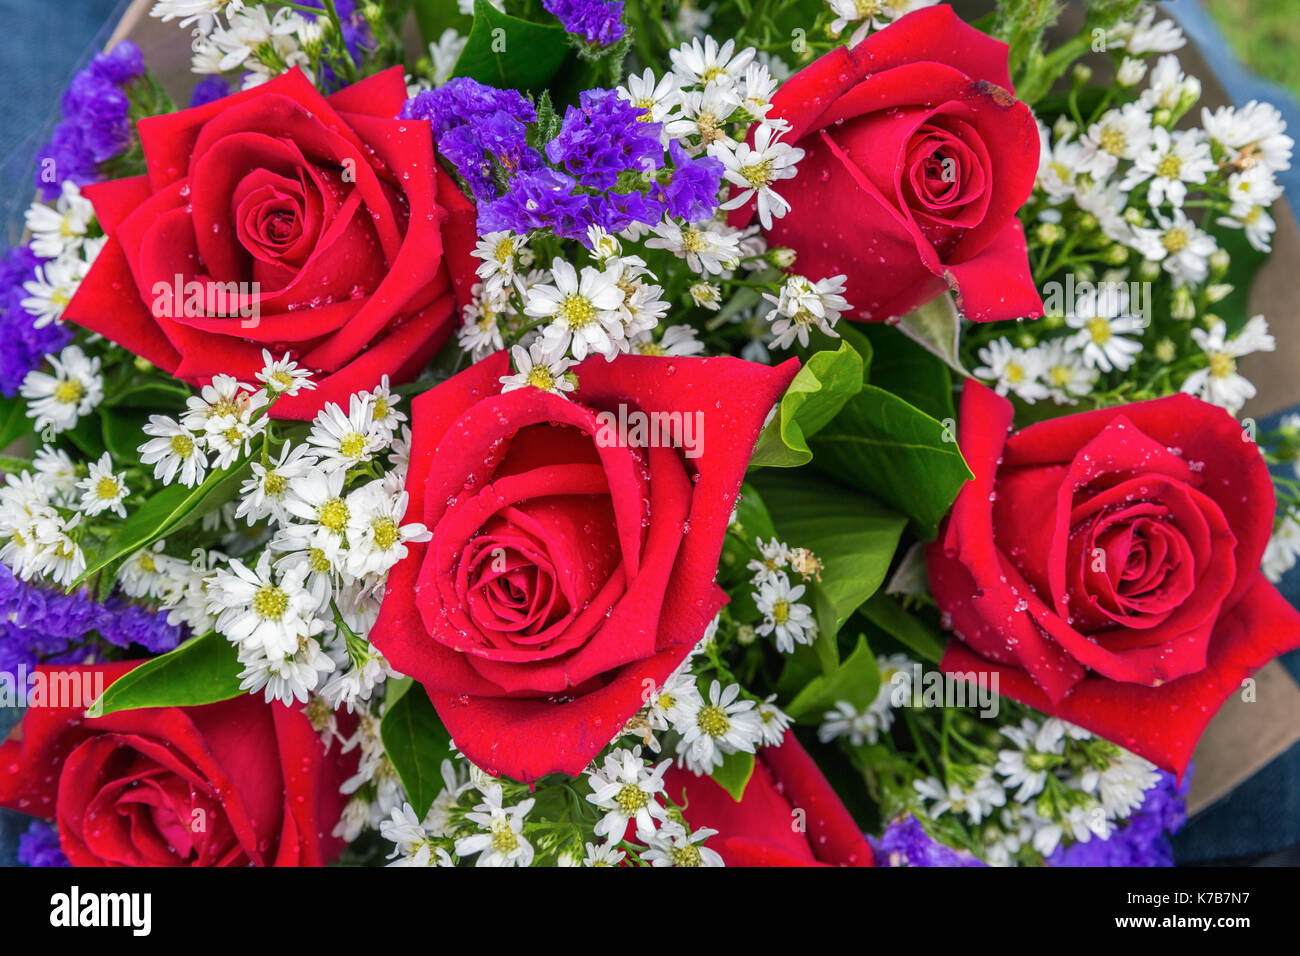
[370,350,797,782]
[63,66,478,419]
[664,734,873,866]
[0,662,355,866]
[927,382,1300,773]
[735,5,1041,323]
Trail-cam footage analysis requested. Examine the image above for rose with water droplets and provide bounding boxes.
[927,382,1300,774]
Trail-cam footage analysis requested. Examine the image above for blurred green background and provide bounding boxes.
[1207,0,1300,96]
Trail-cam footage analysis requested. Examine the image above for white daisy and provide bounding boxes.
[1121,127,1214,208]
[20,255,88,328]
[1065,287,1146,372]
[25,181,95,259]
[1181,315,1274,413]
[255,349,315,397]
[587,747,671,841]
[235,441,317,526]
[1128,208,1218,286]
[713,121,804,228]
[675,680,763,773]
[499,342,576,397]
[630,324,705,357]
[646,216,742,275]
[454,784,535,867]
[306,394,381,473]
[76,453,129,518]
[344,481,430,577]
[21,345,103,434]
[754,573,816,653]
[669,35,755,89]
[206,551,318,658]
[643,821,725,867]
[527,260,627,362]
[139,415,208,487]
[1078,103,1153,178]
[974,338,1050,402]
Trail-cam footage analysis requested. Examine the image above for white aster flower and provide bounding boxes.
[974,338,1049,403]
[630,324,705,357]
[646,216,742,275]
[32,446,79,501]
[1181,315,1274,413]
[1263,514,1300,583]
[1078,103,1153,178]
[1129,208,1218,286]
[527,259,626,362]
[1121,127,1214,209]
[587,747,672,841]
[761,273,850,349]
[76,453,129,518]
[643,821,725,867]
[1064,286,1146,372]
[25,181,95,259]
[754,573,816,653]
[256,349,315,397]
[669,36,755,89]
[454,784,535,867]
[344,481,430,577]
[206,551,318,658]
[499,342,576,397]
[675,680,763,774]
[307,394,382,473]
[20,255,88,328]
[139,415,208,488]
[713,121,804,228]
[21,345,103,434]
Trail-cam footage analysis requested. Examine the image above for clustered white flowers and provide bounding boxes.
[748,536,821,653]
[989,13,1291,414]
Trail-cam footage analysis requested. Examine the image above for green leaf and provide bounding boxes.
[709,749,756,801]
[856,322,957,424]
[0,395,33,451]
[784,634,880,723]
[93,631,243,716]
[413,0,473,45]
[810,384,971,539]
[894,294,969,379]
[749,469,907,629]
[749,339,864,468]
[380,680,453,818]
[71,454,253,590]
[452,0,572,93]
[860,593,947,664]
[103,380,192,410]
[101,408,150,461]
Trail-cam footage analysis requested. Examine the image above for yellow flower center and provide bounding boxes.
[263,471,287,497]
[670,843,703,867]
[525,365,556,391]
[309,548,332,574]
[371,516,400,550]
[253,584,288,621]
[741,159,775,188]
[1162,227,1189,254]
[771,599,790,625]
[1086,316,1113,345]
[1099,126,1127,155]
[1208,351,1236,379]
[53,379,84,404]
[697,704,730,738]
[1156,153,1183,178]
[489,819,519,855]
[170,433,194,458]
[1005,362,1025,385]
[95,476,120,500]
[318,497,350,533]
[615,783,649,815]
[338,431,368,460]
[557,293,597,330]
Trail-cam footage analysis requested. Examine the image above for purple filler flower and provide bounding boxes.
[18,821,70,867]
[546,88,662,189]
[662,139,724,221]
[870,816,988,867]
[0,245,70,396]
[543,0,626,47]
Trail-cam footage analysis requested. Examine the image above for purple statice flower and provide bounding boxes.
[870,815,987,867]
[0,245,70,396]
[545,88,663,190]
[88,40,145,86]
[661,139,723,221]
[0,563,184,675]
[18,821,70,867]
[401,77,541,201]
[1047,767,1190,867]
[33,40,143,199]
[189,75,231,107]
[543,0,626,47]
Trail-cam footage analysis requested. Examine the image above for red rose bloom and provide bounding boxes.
[63,66,477,419]
[734,5,1041,323]
[0,662,355,866]
[664,734,873,866]
[927,382,1300,773]
[371,351,798,782]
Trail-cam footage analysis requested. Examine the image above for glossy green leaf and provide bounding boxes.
[71,454,253,590]
[784,634,880,723]
[94,631,243,716]
[860,593,947,664]
[810,385,971,539]
[749,338,864,468]
[380,679,453,818]
[709,749,756,801]
[453,0,572,93]
[749,469,907,629]
[893,294,968,379]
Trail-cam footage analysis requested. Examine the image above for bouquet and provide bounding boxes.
[1,0,1297,869]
